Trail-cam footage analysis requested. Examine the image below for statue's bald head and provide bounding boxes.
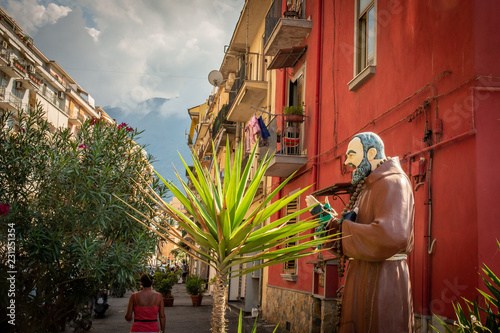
[353,132,386,160]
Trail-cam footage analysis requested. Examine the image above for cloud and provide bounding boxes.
[85,27,100,42]
[3,0,71,33]
[1,0,244,187]
[3,0,244,118]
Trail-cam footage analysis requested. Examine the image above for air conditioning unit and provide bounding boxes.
[15,81,23,89]
[57,91,64,99]
[27,64,35,73]
[1,41,7,49]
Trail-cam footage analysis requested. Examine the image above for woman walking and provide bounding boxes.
[125,274,166,333]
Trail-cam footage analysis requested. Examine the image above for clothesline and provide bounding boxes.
[250,106,276,116]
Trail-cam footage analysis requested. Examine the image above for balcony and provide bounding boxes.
[0,47,12,66]
[196,112,212,144]
[264,115,307,178]
[18,71,42,90]
[212,104,236,141]
[39,86,65,111]
[264,0,312,56]
[0,87,22,112]
[68,111,85,126]
[0,61,25,79]
[35,64,66,91]
[226,53,267,123]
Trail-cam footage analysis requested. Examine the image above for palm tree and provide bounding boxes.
[126,142,336,333]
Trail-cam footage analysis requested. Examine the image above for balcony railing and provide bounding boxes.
[0,86,23,112]
[28,71,42,87]
[212,104,236,140]
[264,114,308,177]
[265,0,306,45]
[226,53,268,123]
[227,61,246,112]
[0,46,11,66]
[263,0,311,56]
[68,109,85,125]
[264,0,282,47]
[13,59,26,75]
[40,86,64,111]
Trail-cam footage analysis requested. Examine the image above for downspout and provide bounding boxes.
[312,0,323,191]
[278,55,288,206]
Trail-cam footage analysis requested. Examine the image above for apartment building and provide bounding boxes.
[190,0,500,332]
[0,6,107,132]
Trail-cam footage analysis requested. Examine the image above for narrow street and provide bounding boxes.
[87,283,276,333]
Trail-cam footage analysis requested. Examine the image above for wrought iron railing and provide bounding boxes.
[227,60,246,111]
[267,113,306,156]
[212,104,235,139]
[264,0,282,46]
[264,0,305,47]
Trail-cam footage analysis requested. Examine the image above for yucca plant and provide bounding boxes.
[124,142,336,333]
[432,241,500,332]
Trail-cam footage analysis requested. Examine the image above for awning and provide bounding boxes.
[311,182,354,197]
[267,46,307,70]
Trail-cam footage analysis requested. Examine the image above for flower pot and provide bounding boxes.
[190,295,203,307]
[284,114,304,123]
[163,297,174,307]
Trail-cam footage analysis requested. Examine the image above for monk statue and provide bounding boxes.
[306,132,415,332]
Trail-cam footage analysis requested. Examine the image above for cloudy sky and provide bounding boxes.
[1,0,244,184]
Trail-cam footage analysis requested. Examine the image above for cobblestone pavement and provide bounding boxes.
[83,283,276,333]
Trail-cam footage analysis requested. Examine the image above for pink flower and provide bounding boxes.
[126,127,134,132]
[78,144,87,149]
[0,204,10,216]
[117,122,127,129]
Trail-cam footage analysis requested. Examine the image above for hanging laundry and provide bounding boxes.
[247,115,261,144]
[257,116,270,139]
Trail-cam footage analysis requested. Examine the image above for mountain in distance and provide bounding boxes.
[103,98,192,191]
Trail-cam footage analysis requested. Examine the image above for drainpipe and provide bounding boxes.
[312,0,323,191]
[278,54,288,203]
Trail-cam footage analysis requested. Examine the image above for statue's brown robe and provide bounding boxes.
[336,157,415,333]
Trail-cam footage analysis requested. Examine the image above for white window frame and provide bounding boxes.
[348,0,377,91]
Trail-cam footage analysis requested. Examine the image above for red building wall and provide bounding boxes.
[268,0,500,320]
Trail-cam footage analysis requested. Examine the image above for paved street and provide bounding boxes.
[87,283,277,333]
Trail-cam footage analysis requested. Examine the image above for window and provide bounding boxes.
[283,71,304,156]
[282,195,299,280]
[348,0,376,91]
[288,74,303,108]
[357,0,375,72]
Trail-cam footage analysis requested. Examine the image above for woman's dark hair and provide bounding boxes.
[140,274,153,287]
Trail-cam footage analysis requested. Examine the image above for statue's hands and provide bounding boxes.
[343,207,359,222]
[305,195,320,207]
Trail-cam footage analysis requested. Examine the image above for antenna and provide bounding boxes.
[208,70,224,87]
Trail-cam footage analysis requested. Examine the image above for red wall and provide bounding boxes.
[267,0,500,320]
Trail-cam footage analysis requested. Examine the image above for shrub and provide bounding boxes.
[185,275,207,296]
[154,272,177,297]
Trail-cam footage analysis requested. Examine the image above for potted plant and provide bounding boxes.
[283,103,305,123]
[185,275,207,307]
[154,272,177,306]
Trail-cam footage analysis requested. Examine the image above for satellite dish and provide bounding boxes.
[208,70,224,87]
